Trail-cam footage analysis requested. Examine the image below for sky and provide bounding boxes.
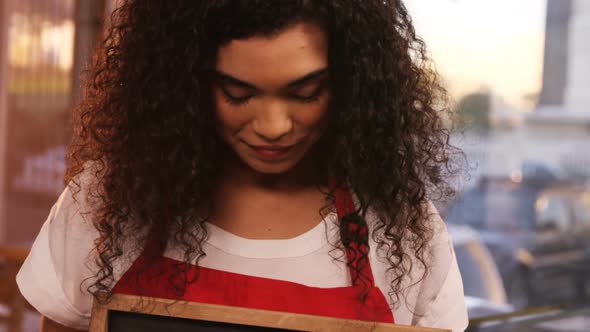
[405,0,548,111]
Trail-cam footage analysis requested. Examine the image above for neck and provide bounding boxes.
[209,151,330,239]
[221,151,326,194]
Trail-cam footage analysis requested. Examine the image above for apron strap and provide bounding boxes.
[329,177,376,288]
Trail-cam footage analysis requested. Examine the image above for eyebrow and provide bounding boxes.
[214,68,328,91]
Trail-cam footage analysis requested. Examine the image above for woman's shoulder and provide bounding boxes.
[367,200,453,274]
[367,201,468,330]
[15,161,138,329]
[16,178,98,328]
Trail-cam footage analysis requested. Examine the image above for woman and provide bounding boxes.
[17,1,467,331]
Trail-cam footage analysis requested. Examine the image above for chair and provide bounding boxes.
[0,246,30,332]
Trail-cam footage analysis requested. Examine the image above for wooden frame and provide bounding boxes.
[90,294,449,332]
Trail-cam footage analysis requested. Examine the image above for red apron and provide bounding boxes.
[113,183,395,324]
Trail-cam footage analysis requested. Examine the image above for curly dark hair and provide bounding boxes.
[66,0,462,308]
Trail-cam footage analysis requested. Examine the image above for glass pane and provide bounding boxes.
[535,194,571,231]
[455,242,490,300]
[407,0,590,319]
[572,192,590,225]
[3,0,74,245]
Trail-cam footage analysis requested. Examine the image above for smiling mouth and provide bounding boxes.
[243,142,298,161]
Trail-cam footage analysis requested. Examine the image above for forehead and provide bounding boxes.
[216,22,327,87]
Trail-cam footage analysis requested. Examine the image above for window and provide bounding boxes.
[535,194,571,231]
[572,192,590,226]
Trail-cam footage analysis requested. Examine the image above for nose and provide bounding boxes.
[252,101,293,142]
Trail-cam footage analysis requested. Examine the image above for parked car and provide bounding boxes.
[474,305,590,332]
[448,224,514,321]
[444,174,590,309]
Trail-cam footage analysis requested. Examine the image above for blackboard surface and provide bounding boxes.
[108,310,299,332]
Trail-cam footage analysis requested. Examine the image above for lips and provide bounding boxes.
[246,143,295,160]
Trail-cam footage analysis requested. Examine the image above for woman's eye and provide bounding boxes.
[290,85,325,103]
[218,82,327,105]
[221,86,254,105]
[223,91,253,105]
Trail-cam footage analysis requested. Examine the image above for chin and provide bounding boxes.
[246,160,299,175]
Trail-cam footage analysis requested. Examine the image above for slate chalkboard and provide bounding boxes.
[109,310,298,332]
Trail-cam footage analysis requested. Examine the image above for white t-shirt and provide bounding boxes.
[16,180,468,331]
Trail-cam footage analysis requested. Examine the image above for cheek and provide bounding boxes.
[213,89,248,134]
[297,95,331,134]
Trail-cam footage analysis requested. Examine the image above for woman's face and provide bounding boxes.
[213,22,330,175]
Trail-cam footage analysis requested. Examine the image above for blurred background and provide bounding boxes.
[0,0,589,331]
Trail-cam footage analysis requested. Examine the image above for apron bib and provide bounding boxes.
[113,182,395,323]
